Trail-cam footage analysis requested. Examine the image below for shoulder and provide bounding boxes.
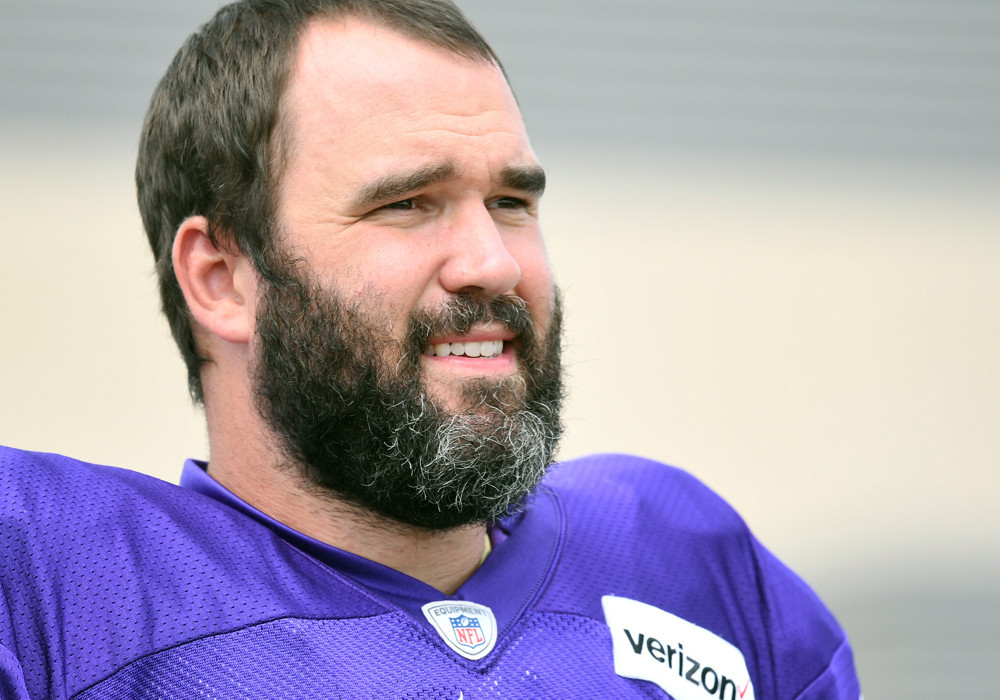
[538,453,751,583]
[0,445,387,696]
[541,452,746,537]
[537,453,859,697]
[0,444,192,530]
[0,444,249,557]
[0,445,374,598]
[536,453,757,629]
[0,444,268,600]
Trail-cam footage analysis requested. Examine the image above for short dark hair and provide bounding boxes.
[136,0,503,403]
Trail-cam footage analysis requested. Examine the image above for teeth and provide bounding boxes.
[428,340,504,358]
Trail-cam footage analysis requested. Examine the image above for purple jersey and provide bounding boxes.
[0,445,859,698]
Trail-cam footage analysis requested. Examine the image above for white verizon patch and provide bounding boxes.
[602,595,755,700]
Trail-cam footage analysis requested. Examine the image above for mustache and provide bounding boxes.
[406,294,535,351]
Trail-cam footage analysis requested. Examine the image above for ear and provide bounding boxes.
[172,216,256,345]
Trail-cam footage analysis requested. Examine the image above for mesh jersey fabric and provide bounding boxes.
[0,445,860,698]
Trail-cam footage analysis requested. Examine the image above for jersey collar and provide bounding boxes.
[180,459,565,643]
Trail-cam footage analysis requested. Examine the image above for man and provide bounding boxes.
[0,1,860,697]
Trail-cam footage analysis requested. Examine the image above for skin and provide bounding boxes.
[171,17,556,594]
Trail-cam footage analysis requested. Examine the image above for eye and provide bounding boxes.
[381,198,418,211]
[488,196,530,211]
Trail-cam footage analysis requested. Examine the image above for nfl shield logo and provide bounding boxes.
[422,600,498,660]
[450,614,486,650]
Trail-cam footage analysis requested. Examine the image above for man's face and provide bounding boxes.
[272,18,557,413]
[249,19,562,529]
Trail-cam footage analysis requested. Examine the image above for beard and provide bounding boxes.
[251,263,564,531]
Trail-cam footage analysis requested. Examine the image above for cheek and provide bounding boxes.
[325,232,441,296]
[509,234,555,306]
[352,242,445,322]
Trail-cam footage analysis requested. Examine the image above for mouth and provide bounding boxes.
[424,339,505,359]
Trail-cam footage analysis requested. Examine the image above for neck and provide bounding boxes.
[206,456,489,595]
[199,371,489,594]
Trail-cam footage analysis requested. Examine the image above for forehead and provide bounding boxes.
[277,17,533,187]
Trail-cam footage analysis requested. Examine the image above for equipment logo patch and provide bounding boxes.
[422,600,498,660]
[450,614,486,650]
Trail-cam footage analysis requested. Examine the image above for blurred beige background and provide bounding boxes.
[2,1,998,695]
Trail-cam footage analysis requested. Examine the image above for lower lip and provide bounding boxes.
[422,344,517,374]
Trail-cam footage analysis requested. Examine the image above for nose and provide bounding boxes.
[438,204,521,297]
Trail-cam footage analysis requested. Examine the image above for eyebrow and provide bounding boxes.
[348,161,547,212]
[349,163,456,211]
[500,164,546,197]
